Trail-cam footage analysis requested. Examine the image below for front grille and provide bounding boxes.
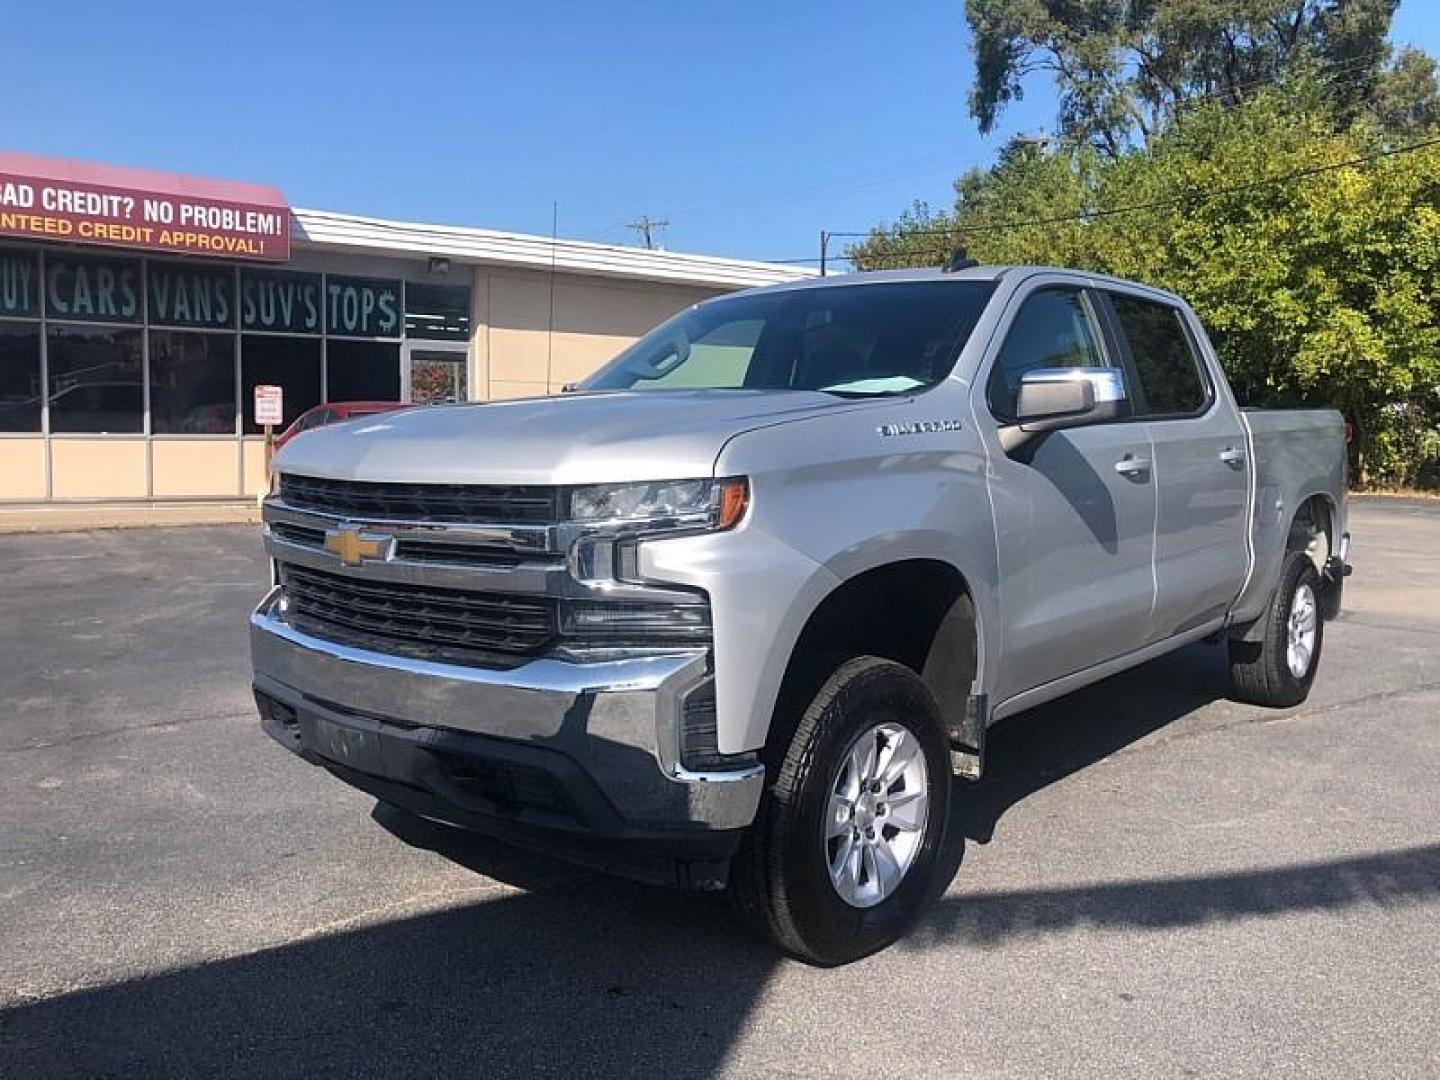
[269,521,534,570]
[392,539,529,569]
[279,563,556,659]
[270,521,326,547]
[279,473,560,524]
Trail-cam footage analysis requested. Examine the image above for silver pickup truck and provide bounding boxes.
[251,266,1350,964]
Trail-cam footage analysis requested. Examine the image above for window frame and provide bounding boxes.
[1093,289,1216,421]
[983,284,1116,424]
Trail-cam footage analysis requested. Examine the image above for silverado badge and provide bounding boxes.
[877,419,963,437]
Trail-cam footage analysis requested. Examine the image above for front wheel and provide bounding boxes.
[1228,551,1325,708]
[729,656,952,966]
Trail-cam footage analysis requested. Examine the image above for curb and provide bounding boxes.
[0,501,262,535]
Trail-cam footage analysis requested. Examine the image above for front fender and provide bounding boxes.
[640,526,841,755]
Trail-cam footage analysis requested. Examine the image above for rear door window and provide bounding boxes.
[1107,294,1209,416]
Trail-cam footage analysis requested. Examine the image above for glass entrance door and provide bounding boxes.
[404,344,469,405]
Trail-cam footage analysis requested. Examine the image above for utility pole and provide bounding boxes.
[819,230,830,276]
[626,215,669,249]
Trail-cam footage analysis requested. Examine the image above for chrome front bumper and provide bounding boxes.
[249,590,763,834]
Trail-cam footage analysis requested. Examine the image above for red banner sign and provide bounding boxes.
[0,158,290,262]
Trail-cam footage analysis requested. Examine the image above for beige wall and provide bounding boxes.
[242,438,269,498]
[50,440,147,499]
[474,268,722,399]
[0,440,47,499]
[152,440,241,498]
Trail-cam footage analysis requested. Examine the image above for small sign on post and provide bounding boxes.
[254,384,284,473]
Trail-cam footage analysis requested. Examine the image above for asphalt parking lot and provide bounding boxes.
[1,499,1436,1078]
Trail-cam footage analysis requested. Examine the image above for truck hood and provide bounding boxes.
[273,390,857,485]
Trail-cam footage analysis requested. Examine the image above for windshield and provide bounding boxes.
[580,280,995,396]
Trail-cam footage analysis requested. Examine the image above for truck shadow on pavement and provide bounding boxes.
[956,639,1233,844]
[912,842,1440,951]
[3,837,1436,1079]
[7,639,1436,1078]
[0,849,779,1079]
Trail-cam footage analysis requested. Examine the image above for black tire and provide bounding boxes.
[729,656,951,966]
[1228,551,1325,707]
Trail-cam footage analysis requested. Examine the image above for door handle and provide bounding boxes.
[1114,455,1151,478]
[1219,447,1247,469]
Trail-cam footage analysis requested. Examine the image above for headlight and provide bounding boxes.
[569,477,748,530]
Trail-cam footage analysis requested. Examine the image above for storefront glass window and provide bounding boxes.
[0,321,42,432]
[150,331,237,434]
[241,336,321,434]
[327,340,401,402]
[5,245,458,446]
[47,325,145,433]
[405,282,470,341]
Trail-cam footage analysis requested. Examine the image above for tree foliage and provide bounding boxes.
[852,75,1440,486]
[965,0,1435,155]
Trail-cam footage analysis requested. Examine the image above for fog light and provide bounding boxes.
[559,600,711,638]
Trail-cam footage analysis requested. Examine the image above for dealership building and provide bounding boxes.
[0,152,810,503]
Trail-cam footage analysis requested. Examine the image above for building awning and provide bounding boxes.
[292,208,816,290]
[0,151,290,261]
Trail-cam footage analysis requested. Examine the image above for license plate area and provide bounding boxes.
[300,710,387,776]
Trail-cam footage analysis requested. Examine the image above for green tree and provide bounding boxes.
[964,0,1431,154]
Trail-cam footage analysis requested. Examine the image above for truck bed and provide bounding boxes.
[1232,408,1348,622]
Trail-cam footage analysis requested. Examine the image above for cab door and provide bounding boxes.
[981,284,1158,703]
[1099,290,1250,634]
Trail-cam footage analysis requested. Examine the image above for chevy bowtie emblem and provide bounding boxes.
[323,525,394,567]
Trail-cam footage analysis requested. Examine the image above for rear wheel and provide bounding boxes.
[1229,551,1324,707]
[729,656,951,966]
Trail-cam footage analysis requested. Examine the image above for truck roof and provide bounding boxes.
[731,264,1187,307]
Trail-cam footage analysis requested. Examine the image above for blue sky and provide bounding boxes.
[9,1,1440,266]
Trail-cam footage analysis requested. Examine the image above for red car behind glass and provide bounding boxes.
[272,401,408,451]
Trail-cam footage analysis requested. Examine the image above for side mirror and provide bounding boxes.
[1000,367,1129,457]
